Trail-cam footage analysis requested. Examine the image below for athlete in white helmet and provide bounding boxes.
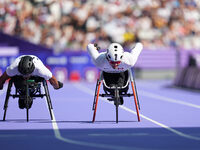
[87,42,143,72]
[87,42,143,105]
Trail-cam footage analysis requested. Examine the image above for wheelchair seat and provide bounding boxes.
[102,70,129,94]
[3,75,53,122]
[12,76,43,97]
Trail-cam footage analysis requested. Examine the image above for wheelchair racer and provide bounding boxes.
[0,55,63,109]
[87,42,143,105]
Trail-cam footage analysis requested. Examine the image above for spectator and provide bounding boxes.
[1,0,200,53]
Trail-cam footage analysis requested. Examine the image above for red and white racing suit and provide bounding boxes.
[87,43,143,73]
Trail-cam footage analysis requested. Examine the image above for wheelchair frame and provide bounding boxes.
[92,69,140,123]
[3,76,53,122]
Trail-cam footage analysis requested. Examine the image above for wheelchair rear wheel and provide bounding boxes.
[114,86,120,123]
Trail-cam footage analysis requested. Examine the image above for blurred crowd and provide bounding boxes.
[0,0,200,53]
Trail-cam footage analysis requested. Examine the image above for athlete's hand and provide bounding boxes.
[0,84,3,90]
[0,81,5,90]
[94,43,100,51]
[55,81,63,90]
[58,81,63,89]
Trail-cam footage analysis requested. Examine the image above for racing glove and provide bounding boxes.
[55,81,63,90]
[94,43,101,51]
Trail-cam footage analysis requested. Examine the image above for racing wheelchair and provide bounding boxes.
[92,69,140,123]
[2,76,53,122]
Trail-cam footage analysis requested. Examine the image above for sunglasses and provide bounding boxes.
[109,61,121,65]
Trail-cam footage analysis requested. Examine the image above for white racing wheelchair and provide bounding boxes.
[2,75,53,122]
[92,69,141,123]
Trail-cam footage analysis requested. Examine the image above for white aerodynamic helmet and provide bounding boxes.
[107,43,124,62]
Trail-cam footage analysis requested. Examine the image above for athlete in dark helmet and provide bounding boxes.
[18,56,35,75]
[0,55,63,109]
[0,55,63,89]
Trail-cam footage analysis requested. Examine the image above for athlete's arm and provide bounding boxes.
[0,71,10,90]
[87,43,101,60]
[126,42,143,66]
[49,76,63,90]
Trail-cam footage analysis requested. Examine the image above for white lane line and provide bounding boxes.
[45,91,145,150]
[120,106,200,141]
[140,90,200,109]
[89,133,149,137]
[73,83,200,141]
[50,112,143,150]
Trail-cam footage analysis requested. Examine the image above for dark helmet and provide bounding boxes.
[18,56,35,75]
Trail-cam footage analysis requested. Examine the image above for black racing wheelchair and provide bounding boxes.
[92,69,141,123]
[3,76,53,122]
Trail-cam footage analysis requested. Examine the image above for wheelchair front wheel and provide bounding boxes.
[114,86,120,123]
[26,107,29,122]
[25,96,32,122]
